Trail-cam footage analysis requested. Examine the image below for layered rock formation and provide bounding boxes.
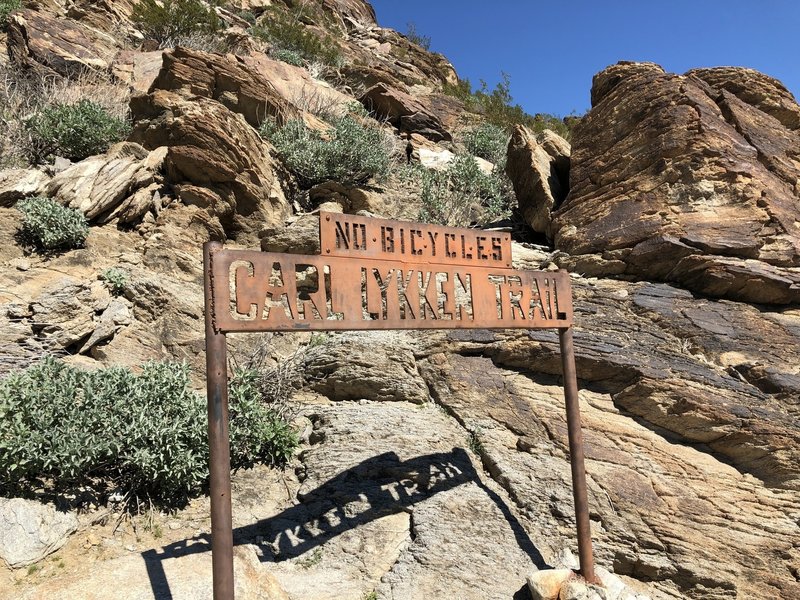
[551,61,800,304]
[0,2,799,600]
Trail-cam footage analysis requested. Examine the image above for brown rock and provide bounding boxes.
[129,90,290,242]
[303,332,429,404]
[148,47,298,128]
[506,125,570,236]
[65,0,136,37]
[554,62,800,304]
[240,52,352,118]
[7,9,118,77]
[345,26,458,90]
[689,66,800,130]
[360,83,451,142]
[112,50,164,95]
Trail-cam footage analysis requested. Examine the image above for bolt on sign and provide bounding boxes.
[204,212,597,599]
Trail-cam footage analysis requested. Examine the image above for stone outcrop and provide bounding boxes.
[688,66,800,130]
[552,62,800,304]
[345,26,458,90]
[112,50,163,95]
[147,47,298,129]
[506,126,570,236]
[6,9,118,77]
[303,332,430,403]
[129,90,290,242]
[0,169,50,206]
[0,498,78,568]
[360,83,452,142]
[47,142,166,225]
[241,53,353,119]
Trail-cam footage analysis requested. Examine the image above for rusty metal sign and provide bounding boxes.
[203,212,595,599]
[319,211,513,267]
[207,249,572,333]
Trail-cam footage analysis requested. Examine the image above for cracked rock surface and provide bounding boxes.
[553,61,800,304]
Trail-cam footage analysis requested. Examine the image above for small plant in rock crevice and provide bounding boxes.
[405,22,431,51]
[100,267,129,296]
[17,197,89,253]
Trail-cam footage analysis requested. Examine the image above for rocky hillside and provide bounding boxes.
[0,2,798,599]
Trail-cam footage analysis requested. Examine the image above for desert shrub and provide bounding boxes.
[272,48,304,67]
[131,0,221,44]
[443,73,573,140]
[262,115,392,187]
[462,122,509,167]
[0,65,131,168]
[17,197,89,252]
[0,359,298,505]
[228,369,298,469]
[250,6,341,66]
[0,0,21,30]
[236,10,256,25]
[100,267,129,296]
[405,22,430,50]
[25,100,130,163]
[418,155,514,227]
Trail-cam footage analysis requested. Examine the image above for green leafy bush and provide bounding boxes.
[228,369,298,469]
[250,6,341,66]
[271,48,304,67]
[25,100,130,163]
[418,155,513,227]
[132,0,221,44]
[100,267,129,296]
[17,197,89,252]
[444,73,573,140]
[262,115,392,187]
[462,122,509,167]
[0,0,21,30]
[0,360,298,505]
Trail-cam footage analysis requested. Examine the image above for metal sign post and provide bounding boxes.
[203,212,596,598]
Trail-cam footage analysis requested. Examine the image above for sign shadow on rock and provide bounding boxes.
[142,448,548,599]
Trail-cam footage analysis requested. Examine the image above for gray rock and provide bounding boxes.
[303,331,430,404]
[0,498,78,568]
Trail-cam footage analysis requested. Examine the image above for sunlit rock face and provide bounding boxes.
[553,61,800,305]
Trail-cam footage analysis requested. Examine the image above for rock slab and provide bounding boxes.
[0,498,78,568]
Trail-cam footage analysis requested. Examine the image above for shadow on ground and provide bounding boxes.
[142,448,546,599]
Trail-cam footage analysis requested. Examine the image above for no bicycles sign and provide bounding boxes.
[203,212,595,598]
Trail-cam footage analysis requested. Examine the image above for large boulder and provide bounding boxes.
[129,90,290,242]
[6,9,118,77]
[505,126,570,236]
[553,62,800,304]
[360,83,452,142]
[240,53,353,118]
[147,47,298,129]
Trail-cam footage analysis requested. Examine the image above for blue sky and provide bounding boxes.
[370,1,800,117]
